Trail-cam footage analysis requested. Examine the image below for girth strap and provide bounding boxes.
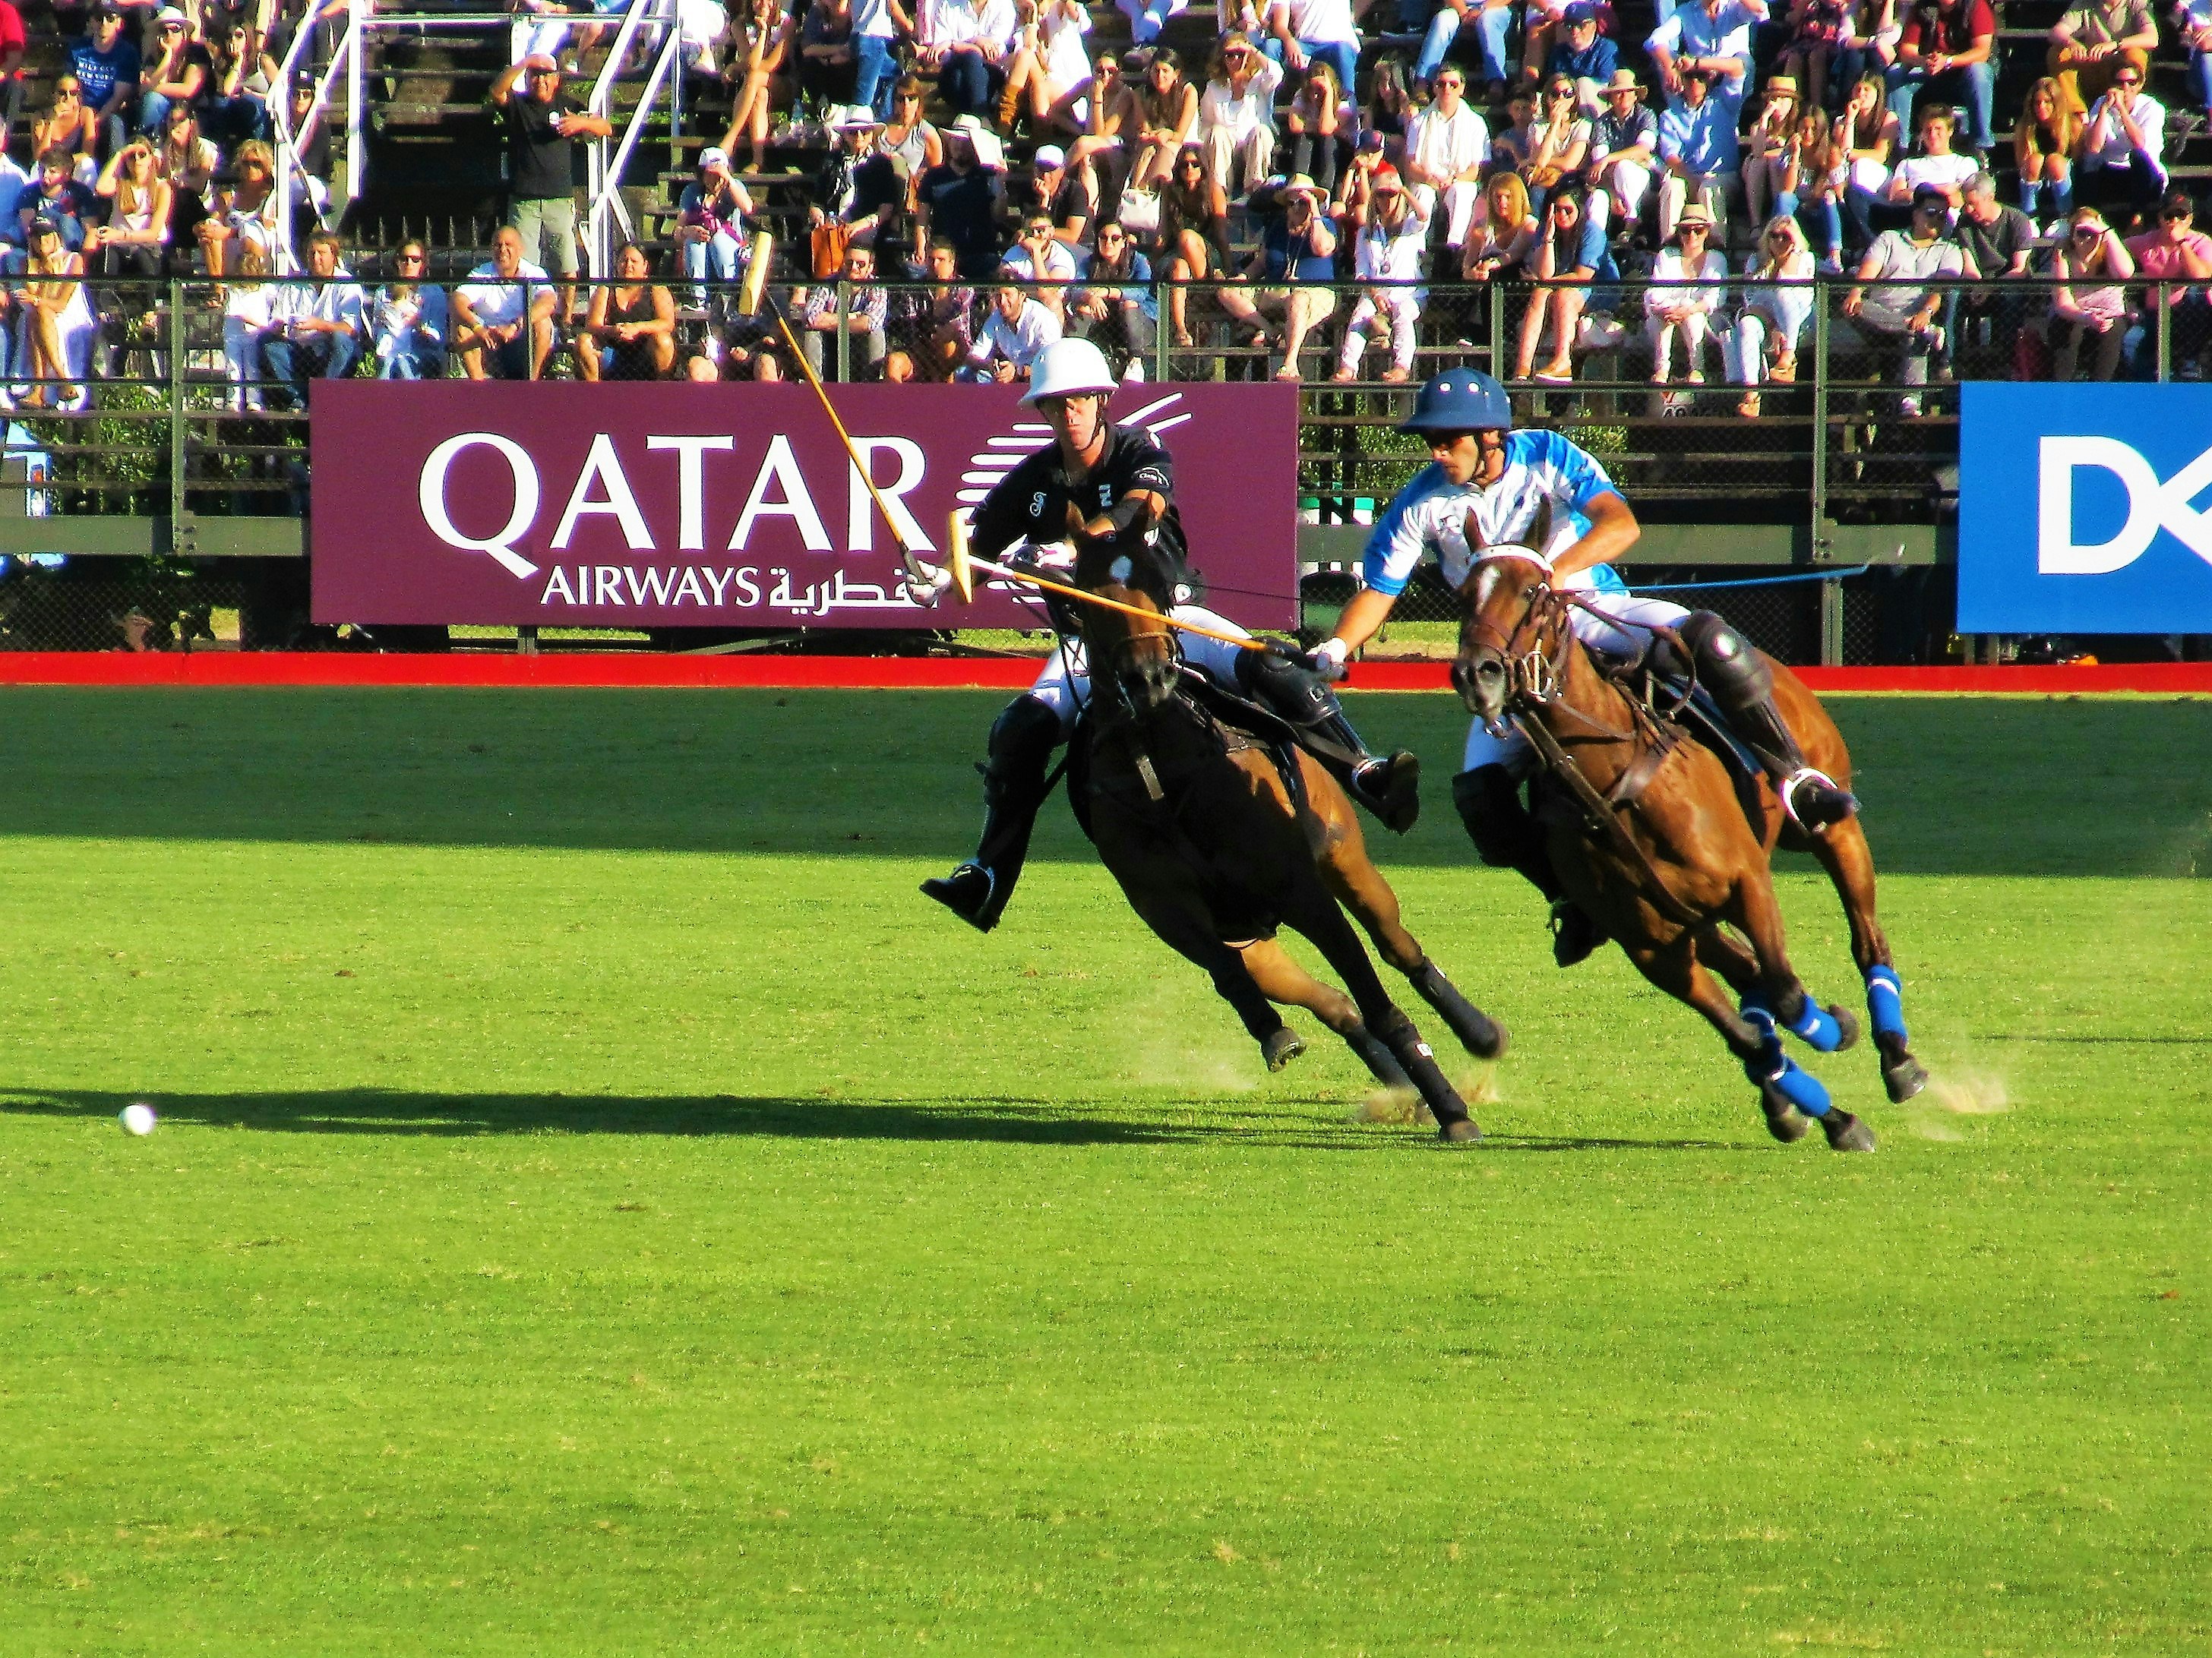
[1514,712,1705,930]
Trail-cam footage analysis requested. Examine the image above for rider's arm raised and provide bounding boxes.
[1546,488,1641,580]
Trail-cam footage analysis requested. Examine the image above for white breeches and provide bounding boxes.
[1028,604,1252,733]
[1459,589,1692,773]
[1411,179,1484,248]
[1338,289,1422,372]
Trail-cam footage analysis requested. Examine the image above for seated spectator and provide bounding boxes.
[795,0,858,108]
[1412,0,1512,102]
[916,113,1006,281]
[1512,182,1615,382]
[1285,59,1345,194]
[1157,141,1232,346]
[879,79,947,227]
[194,138,277,277]
[1333,170,1427,382]
[1491,84,1538,173]
[261,227,363,406]
[1063,52,1131,222]
[919,0,1018,122]
[197,21,270,146]
[155,101,216,251]
[1882,106,1974,220]
[1009,144,1084,244]
[70,7,142,163]
[277,79,337,229]
[1068,216,1155,363]
[1264,0,1362,98]
[963,278,1060,379]
[677,146,754,310]
[884,237,977,379]
[1780,0,1855,112]
[1402,65,1487,251]
[1524,74,1593,210]
[1888,0,1996,156]
[1587,70,1657,237]
[2048,205,2136,378]
[370,239,449,380]
[1217,173,1338,381]
[221,238,273,409]
[1841,183,1964,415]
[21,149,99,252]
[718,0,796,175]
[1129,48,1199,190]
[1726,211,1815,415]
[1834,69,1899,252]
[2182,0,2212,115]
[1117,0,1187,48]
[1000,210,1078,315]
[1942,168,2039,363]
[2125,186,2212,373]
[1656,68,1737,244]
[33,77,99,187]
[15,217,95,409]
[2081,62,2167,222]
[845,0,912,118]
[453,223,557,380]
[1364,53,1416,150]
[1462,167,1540,279]
[138,8,210,136]
[1335,131,1395,222]
[1547,5,1619,112]
[1199,31,1281,196]
[2047,0,2157,121]
[88,137,169,277]
[577,240,678,380]
[1646,0,1767,121]
[1781,108,1846,268]
[2014,75,2081,225]
[1000,0,1094,134]
[811,106,902,265]
[1742,75,1800,230]
[1645,201,1727,384]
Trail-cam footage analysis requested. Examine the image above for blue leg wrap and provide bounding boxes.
[1865,965,1908,1044]
[1743,992,1844,1053]
[1770,1056,1834,1117]
[1741,1009,1833,1116]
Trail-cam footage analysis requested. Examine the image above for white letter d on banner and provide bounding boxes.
[2038,435,2160,575]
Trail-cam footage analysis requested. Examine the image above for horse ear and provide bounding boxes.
[1530,498,1553,561]
[1462,507,1487,556]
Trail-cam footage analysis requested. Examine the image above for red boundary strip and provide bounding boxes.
[0,652,2208,694]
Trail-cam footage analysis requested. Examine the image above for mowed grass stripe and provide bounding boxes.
[0,690,2204,1655]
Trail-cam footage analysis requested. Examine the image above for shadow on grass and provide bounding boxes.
[0,1086,1755,1152]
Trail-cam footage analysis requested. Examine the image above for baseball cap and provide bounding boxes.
[1564,2,1600,21]
[698,145,729,169]
[1034,144,1066,169]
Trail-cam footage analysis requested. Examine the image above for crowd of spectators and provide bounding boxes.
[14,0,2212,414]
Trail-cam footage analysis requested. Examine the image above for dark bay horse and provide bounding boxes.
[1454,548,1929,1150]
[1070,543,1505,1142]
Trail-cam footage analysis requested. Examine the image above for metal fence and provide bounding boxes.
[0,271,2182,657]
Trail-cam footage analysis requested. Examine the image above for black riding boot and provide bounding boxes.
[1239,649,1422,832]
[1452,765,1606,968]
[921,694,1063,933]
[1679,613,1858,829]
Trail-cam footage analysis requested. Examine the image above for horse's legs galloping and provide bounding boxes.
[1723,876,1876,1151]
[1278,880,1478,1140]
[1108,860,1300,1067]
[1802,816,1929,1104]
[1239,939,1414,1089]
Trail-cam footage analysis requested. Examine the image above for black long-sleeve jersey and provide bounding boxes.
[969,423,1191,580]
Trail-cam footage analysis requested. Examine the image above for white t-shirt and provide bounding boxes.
[851,0,899,38]
[1200,55,1284,137]
[927,0,1019,51]
[2084,90,2167,171]
[1890,152,1976,197]
[1645,245,1729,314]
[1857,230,1964,330]
[457,258,552,328]
[999,239,1079,283]
[1407,103,1489,185]
[969,298,1063,368]
[1272,0,1358,46]
[1041,1,1092,87]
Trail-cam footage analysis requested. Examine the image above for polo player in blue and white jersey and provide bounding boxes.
[1307,369,1857,965]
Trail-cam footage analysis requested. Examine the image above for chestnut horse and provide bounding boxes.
[1070,542,1506,1142]
[1454,549,1929,1149]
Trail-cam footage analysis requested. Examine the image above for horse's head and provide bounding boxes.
[1074,536,1180,718]
[1452,546,1563,726]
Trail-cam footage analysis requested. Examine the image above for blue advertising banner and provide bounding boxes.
[1959,383,2212,633]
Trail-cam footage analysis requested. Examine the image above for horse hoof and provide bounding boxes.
[1828,1004,1861,1053]
[1262,1028,1306,1072]
[1822,1110,1878,1152]
[1761,1087,1812,1143]
[1883,1057,1929,1104]
[1437,1116,1484,1144]
[1466,1017,1509,1061]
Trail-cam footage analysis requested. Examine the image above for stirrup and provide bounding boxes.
[1780,767,1859,830]
[920,862,999,933]
[1548,900,1605,968]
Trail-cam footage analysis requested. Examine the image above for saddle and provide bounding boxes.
[1063,668,1310,845]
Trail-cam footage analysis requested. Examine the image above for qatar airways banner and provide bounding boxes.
[308,382,1300,629]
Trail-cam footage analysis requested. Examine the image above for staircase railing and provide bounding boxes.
[583,0,686,279]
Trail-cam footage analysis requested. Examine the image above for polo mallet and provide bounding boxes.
[945,510,1272,654]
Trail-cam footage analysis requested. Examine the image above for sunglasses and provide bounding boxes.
[2074,225,2102,236]
[1177,157,1202,169]
[397,252,425,263]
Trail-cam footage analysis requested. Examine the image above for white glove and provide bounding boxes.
[903,562,953,608]
[1308,636,1351,681]
[1011,538,1077,573]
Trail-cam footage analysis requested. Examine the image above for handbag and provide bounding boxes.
[810,219,855,280]
[1117,186,1162,237]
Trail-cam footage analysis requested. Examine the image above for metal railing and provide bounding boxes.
[584,0,687,279]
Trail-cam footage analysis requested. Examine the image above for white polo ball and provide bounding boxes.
[119,1103,157,1137]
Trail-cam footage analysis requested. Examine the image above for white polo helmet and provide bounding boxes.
[1022,337,1119,405]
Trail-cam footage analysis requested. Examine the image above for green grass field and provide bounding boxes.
[2,689,2207,1656]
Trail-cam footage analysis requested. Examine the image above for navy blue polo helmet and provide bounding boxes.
[1398,370,1514,436]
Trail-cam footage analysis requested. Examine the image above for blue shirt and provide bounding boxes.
[1363,429,1628,596]
[68,36,141,109]
[1645,0,1761,107]
[1547,36,1620,85]
[1659,97,1740,176]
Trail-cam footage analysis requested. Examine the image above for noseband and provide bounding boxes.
[1465,553,1575,716]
